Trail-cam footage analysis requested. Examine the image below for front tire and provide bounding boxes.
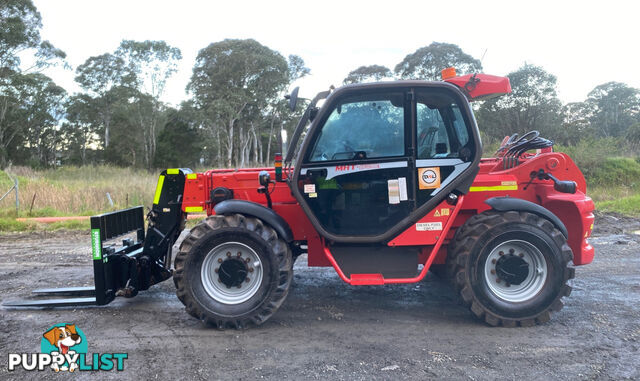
[173,214,292,329]
[446,210,574,327]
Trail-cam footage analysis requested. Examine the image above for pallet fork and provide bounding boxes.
[3,169,188,308]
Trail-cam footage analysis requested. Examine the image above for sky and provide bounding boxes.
[32,0,640,107]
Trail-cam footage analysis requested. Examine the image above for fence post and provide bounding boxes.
[14,177,18,216]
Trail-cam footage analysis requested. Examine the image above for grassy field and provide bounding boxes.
[1,153,639,232]
[0,166,158,232]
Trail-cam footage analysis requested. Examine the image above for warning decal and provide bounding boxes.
[416,222,443,231]
[418,167,441,190]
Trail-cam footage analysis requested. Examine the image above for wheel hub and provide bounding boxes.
[218,258,248,288]
[483,239,547,303]
[495,254,529,285]
[201,242,263,305]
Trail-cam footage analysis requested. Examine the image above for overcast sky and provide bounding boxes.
[33,0,640,106]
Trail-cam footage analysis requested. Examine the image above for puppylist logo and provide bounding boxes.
[7,323,128,372]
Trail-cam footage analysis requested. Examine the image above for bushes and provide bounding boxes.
[555,138,640,188]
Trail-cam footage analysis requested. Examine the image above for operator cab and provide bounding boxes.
[290,81,482,243]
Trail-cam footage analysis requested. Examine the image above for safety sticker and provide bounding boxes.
[304,184,316,193]
[398,177,408,201]
[434,208,450,217]
[388,179,400,204]
[418,167,440,190]
[416,222,443,231]
[308,192,317,198]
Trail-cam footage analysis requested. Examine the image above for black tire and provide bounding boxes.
[173,214,292,329]
[445,210,574,327]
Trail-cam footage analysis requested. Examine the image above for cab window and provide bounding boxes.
[416,92,473,160]
[309,94,405,162]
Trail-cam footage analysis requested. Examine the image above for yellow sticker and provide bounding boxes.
[434,210,440,217]
[153,175,165,205]
[469,185,518,192]
[186,173,198,180]
[441,208,450,216]
[309,192,317,198]
[418,167,440,190]
[501,181,517,186]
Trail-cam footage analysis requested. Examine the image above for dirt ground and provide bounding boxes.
[1,213,639,380]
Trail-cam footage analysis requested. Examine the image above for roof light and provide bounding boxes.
[441,67,457,80]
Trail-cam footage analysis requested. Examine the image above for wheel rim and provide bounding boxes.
[201,242,263,305]
[483,239,547,303]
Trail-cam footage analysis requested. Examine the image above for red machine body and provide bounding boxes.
[181,151,594,284]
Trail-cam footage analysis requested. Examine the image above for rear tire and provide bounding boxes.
[173,214,292,329]
[446,210,574,327]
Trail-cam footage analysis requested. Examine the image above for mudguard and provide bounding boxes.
[214,200,294,242]
[485,197,568,239]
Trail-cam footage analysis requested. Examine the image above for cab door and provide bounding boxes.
[296,90,413,238]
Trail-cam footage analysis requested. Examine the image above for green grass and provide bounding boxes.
[596,194,640,217]
[0,165,158,217]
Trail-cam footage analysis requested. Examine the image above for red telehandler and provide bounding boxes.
[5,69,595,328]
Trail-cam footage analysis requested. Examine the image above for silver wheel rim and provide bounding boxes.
[484,239,547,303]
[201,242,263,305]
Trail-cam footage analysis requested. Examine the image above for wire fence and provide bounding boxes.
[0,171,19,216]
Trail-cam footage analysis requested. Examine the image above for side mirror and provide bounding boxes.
[258,170,271,187]
[285,87,299,112]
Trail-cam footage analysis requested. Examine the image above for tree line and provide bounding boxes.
[2,0,639,171]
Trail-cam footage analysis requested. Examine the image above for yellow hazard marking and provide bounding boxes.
[434,208,450,217]
[469,185,518,192]
[166,168,179,175]
[153,175,165,204]
[185,206,204,213]
[186,173,197,180]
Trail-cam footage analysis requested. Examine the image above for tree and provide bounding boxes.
[585,82,640,138]
[263,55,310,164]
[188,39,291,167]
[115,40,182,168]
[75,53,127,148]
[154,105,203,168]
[561,102,594,143]
[394,42,481,80]
[15,73,66,166]
[62,94,100,165]
[343,65,393,84]
[0,0,65,73]
[0,0,66,167]
[625,122,640,153]
[476,64,564,143]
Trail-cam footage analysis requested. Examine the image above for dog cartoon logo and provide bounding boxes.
[41,324,87,372]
